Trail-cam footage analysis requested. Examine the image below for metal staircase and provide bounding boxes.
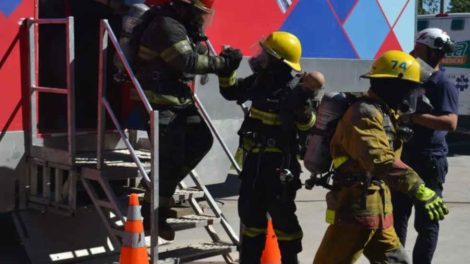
[19,16,240,264]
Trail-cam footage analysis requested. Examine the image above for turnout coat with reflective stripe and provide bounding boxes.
[135,6,223,106]
[329,97,423,229]
[219,71,315,154]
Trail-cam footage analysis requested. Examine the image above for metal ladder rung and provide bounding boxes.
[173,188,204,203]
[167,215,221,231]
[158,242,236,263]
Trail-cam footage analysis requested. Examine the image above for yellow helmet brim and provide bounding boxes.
[284,60,302,72]
[361,73,422,84]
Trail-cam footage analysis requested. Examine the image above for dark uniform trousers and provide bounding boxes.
[239,152,302,264]
[150,105,213,198]
[392,153,447,264]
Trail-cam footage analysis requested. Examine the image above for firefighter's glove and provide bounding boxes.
[218,47,243,76]
[287,86,312,122]
[414,184,449,221]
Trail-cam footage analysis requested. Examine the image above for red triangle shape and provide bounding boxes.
[374,30,403,59]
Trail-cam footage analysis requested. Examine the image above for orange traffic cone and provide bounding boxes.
[261,219,281,264]
[119,193,149,264]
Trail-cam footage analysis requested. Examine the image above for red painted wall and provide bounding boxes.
[206,0,299,55]
[0,0,36,132]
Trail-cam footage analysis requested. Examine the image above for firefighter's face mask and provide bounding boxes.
[371,78,426,114]
[248,50,271,73]
[398,87,424,114]
[399,88,434,114]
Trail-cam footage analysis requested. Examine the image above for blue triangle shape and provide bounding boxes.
[0,0,22,16]
[329,0,358,23]
[280,0,357,58]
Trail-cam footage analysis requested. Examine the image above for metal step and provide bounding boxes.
[173,188,204,203]
[158,242,236,263]
[167,215,221,232]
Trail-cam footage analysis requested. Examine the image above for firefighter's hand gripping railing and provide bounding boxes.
[97,19,161,263]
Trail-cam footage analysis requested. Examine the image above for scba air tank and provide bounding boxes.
[303,92,353,174]
[114,3,149,70]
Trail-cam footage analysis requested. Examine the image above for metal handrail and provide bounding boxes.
[97,19,160,263]
[192,94,242,174]
[26,17,76,165]
[97,20,152,186]
[201,40,244,174]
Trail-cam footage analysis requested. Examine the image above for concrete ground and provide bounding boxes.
[1,142,468,263]
[184,142,470,264]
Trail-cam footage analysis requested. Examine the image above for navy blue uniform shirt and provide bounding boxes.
[404,68,459,156]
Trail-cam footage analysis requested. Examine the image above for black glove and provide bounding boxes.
[416,94,434,113]
[286,86,313,123]
[218,47,243,76]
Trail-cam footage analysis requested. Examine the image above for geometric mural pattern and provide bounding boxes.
[0,0,22,16]
[280,0,415,59]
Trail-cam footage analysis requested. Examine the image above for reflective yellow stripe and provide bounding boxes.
[138,45,159,60]
[219,72,237,87]
[250,146,282,153]
[325,208,335,224]
[160,40,192,63]
[240,138,282,153]
[130,89,192,106]
[249,107,282,125]
[195,54,209,72]
[241,226,267,238]
[274,229,303,241]
[232,147,245,170]
[296,112,316,131]
[332,155,349,169]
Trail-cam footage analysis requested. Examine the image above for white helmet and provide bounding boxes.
[415,28,455,52]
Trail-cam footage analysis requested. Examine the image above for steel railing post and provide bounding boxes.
[27,18,37,149]
[150,110,159,264]
[66,16,76,165]
[97,20,108,170]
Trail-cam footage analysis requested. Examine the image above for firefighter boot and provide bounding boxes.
[141,197,175,241]
[281,254,299,264]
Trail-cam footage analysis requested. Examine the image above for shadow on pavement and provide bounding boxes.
[207,174,240,199]
[0,213,30,264]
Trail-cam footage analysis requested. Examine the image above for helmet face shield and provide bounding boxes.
[415,57,434,83]
[188,0,214,13]
[200,10,214,30]
[185,3,214,34]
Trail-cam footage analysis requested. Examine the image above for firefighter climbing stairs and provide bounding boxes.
[15,16,239,263]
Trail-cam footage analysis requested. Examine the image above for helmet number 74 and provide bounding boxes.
[391,60,408,71]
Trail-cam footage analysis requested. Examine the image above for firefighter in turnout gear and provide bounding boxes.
[132,0,243,240]
[218,31,321,264]
[313,50,449,264]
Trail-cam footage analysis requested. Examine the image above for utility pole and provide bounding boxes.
[440,0,445,14]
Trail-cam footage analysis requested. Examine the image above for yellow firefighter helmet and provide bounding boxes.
[362,50,421,83]
[260,31,302,72]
